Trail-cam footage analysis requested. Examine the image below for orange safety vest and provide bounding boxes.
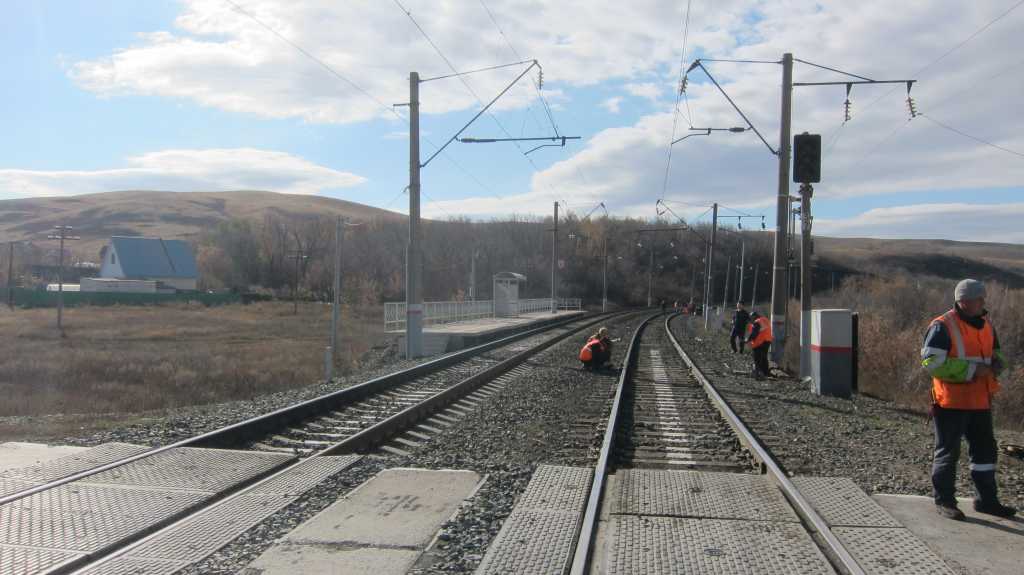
[931,309,999,410]
[747,316,772,349]
[579,337,602,362]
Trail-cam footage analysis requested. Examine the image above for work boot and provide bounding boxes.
[935,502,965,520]
[974,500,1017,518]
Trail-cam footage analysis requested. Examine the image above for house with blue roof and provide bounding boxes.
[92,236,199,292]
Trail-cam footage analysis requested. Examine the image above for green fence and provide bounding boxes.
[8,288,241,309]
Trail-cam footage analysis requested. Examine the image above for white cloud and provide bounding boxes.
[601,97,623,114]
[67,0,747,123]
[0,148,366,198]
[624,82,663,101]
[61,0,1024,243]
[816,203,1024,243]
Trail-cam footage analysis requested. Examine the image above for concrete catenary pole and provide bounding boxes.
[327,216,342,381]
[602,235,608,313]
[737,240,745,306]
[469,249,477,301]
[406,72,424,358]
[6,238,13,306]
[647,240,654,307]
[551,201,558,314]
[752,262,760,309]
[703,203,718,329]
[722,255,731,311]
[769,53,794,362]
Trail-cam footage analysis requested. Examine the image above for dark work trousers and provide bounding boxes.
[931,406,999,505]
[751,344,770,376]
[730,328,746,353]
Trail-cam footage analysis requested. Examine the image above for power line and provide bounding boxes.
[920,113,1024,159]
[477,0,561,138]
[826,0,1024,155]
[662,0,695,199]
[223,0,500,202]
[475,0,581,206]
[393,0,561,206]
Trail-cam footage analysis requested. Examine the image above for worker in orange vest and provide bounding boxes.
[745,311,772,379]
[579,327,613,370]
[921,279,1015,519]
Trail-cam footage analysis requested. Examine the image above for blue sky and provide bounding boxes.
[2,1,1023,242]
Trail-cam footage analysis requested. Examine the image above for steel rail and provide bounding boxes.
[0,312,596,507]
[569,312,660,575]
[68,310,635,575]
[664,313,866,575]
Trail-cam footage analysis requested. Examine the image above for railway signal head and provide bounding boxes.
[792,132,821,184]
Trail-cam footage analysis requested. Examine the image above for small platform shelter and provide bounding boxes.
[493,272,526,317]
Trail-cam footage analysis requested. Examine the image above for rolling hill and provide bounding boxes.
[2,190,1022,286]
[0,190,405,259]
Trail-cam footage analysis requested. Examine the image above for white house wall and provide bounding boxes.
[99,245,125,279]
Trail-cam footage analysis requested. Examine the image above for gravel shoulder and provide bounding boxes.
[670,315,1024,511]
[186,311,649,575]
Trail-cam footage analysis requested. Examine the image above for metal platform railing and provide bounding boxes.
[385,297,582,330]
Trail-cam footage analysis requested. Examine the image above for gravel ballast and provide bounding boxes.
[670,314,1024,512]
[184,311,650,575]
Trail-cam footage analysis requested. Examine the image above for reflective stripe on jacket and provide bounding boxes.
[746,316,772,349]
[921,309,1000,410]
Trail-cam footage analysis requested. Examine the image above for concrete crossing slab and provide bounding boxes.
[873,494,1021,575]
[247,468,481,575]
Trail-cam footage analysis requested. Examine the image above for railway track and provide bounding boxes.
[0,310,630,575]
[568,312,867,575]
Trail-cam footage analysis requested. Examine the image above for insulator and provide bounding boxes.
[679,75,689,95]
[844,99,852,123]
[538,69,544,89]
[907,96,919,119]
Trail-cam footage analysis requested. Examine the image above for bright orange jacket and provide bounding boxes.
[579,337,609,362]
[929,310,999,410]
[746,316,772,349]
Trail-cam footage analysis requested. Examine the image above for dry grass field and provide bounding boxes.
[0,301,388,434]
[784,276,1024,430]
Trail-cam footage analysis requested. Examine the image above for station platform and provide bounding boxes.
[391,310,588,356]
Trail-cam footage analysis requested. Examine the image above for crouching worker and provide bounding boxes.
[745,311,772,379]
[580,327,613,370]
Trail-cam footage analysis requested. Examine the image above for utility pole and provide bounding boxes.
[647,240,654,307]
[469,249,477,301]
[327,216,343,381]
[703,203,718,329]
[551,201,558,314]
[737,240,745,306]
[46,226,79,333]
[287,248,307,316]
[602,235,608,313]
[752,263,760,309]
[689,264,697,305]
[768,52,794,362]
[722,255,731,311]
[405,71,425,358]
[6,243,13,311]
[799,183,814,380]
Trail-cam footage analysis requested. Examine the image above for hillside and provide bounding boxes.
[0,190,405,259]
[815,236,1024,288]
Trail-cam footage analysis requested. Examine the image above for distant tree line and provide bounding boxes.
[192,212,781,310]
